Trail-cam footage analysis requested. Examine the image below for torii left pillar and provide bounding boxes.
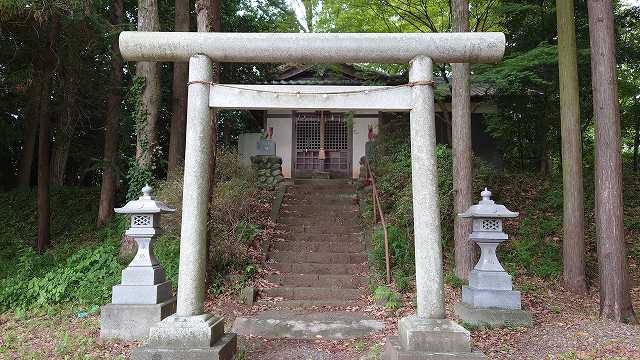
[132,54,237,360]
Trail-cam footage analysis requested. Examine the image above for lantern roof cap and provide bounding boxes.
[114,184,176,214]
[458,188,518,218]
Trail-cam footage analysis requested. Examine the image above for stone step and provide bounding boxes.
[278,216,360,226]
[266,273,366,288]
[269,251,367,264]
[271,240,366,253]
[281,233,363,243]
[287,224,362,234]
[259,299,354,308]
[282,203,358,214]
[262,287,362,300]
[232,311,384,340]
[280,207,360,221]
[270,262,367,275]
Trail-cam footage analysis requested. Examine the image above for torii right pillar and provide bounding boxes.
[383,56,487,360]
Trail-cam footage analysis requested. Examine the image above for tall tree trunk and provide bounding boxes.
[587,0,637,323]
[35,17,59,253]
[451,0,475,281]
[557,0,586,293]
[135,0,161,167]
[303,0,315,32]
[168,0,190,174]
[51,63,80,186]
[97,0,124,228]
[633,115,639,172]
[16,79,42,188]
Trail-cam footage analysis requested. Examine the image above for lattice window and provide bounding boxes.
[296,113,320,150]
[133,215,152,227]
[481,219,500,231]
[324,113,349,151]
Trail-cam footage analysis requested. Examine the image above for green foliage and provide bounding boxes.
[370,225,414,278]
[154,235,180,288]
[125,157,155,200]
[444,271,465,289]
[373,285,402,310]
[393,270,411,293]
[0,239,123,312]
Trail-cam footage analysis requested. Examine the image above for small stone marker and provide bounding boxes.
[454,188,532,327]
[240,287,257,306]
[100,185,177,340]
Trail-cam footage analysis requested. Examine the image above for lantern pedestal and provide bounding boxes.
[100,185,177,340]
[383,316,487,360]
[455,188,531,328]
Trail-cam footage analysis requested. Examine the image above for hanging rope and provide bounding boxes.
[186,79,436,95]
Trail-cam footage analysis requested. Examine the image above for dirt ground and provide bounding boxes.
[1,276,639,359]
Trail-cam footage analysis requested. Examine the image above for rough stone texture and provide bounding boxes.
[461,286,521,310]
[240,287,257,306]
[384,336,488,360]
[132,333,236,360]
[100,297,176,340]
[399,316,471,353]
[176,54,213,317]
[454,302,532,327]
[232,311,384,339]
[147,314,225,348]
[252,155,284,190]
[119,32,506,64]
[409,56,445,319]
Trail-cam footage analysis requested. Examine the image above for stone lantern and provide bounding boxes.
[100,185,177,340]
[454,188,531,327]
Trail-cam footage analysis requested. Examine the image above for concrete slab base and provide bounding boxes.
[99,297,176,340]
[232,311,384,339]
[454,302,532,328]
[384,336,488,360]
[132,333,237,360]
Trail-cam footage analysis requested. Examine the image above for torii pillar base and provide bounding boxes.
[383,316,487,360]
[132,314,237,360]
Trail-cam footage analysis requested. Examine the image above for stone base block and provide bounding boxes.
[112,281,172,304]
[132,333,237,360]
[454,302,531,328]
[384,336,487,360]
[468,270,512,290]
[148,313,225,348]
[121,265,167,285]
[399,316,470,353]
[462,286,521,310]
[99,297,176,340]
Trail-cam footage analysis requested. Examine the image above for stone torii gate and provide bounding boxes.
[119,32,505,359]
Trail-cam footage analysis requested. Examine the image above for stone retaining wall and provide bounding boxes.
[251,155,284,190]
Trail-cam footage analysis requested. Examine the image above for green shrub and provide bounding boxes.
[373,285,402,310]
[154,235,180,288]
[0,239,122,312]
[444,271,465,289]
[370,224,414,277]
[393,270,412,293]
[208,176,262,273]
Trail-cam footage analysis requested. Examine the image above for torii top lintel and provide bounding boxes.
[119,32,505,64]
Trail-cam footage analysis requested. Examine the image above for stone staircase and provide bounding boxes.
[262,179,368,306]
[232,179,385,340]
